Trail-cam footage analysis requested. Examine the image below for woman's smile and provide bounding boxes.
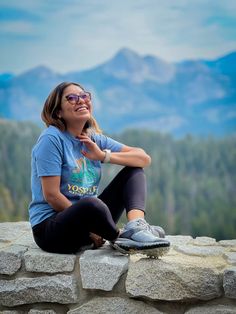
[74,104,89,112]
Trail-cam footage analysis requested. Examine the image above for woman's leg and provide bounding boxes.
[32,197,119,254]
[98,167,147,223]
[98,167,170,257]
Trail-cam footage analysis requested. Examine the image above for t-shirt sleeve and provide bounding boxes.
[34,135,63,177]
[93,134,124,152]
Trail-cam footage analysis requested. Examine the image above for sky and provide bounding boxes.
[0,0,236,75]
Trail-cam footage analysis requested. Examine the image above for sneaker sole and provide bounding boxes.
[110,242,170,259]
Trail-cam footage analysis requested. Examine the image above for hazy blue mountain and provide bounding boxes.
[0,48,235,136]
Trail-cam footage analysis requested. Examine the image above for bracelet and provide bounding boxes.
[102,149,111,163]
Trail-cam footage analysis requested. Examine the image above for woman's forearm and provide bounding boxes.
[109,148,151,168]
[45,192,72,212]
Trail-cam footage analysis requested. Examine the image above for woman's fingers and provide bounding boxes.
[89,232,105,248]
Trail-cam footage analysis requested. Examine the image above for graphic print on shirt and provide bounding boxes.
[67,157,100,197]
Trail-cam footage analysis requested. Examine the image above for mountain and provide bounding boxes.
[0,48,235,136]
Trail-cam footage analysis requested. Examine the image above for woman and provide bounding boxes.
[29,82,170,258]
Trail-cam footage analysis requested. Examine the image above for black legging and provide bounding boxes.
[32,167,146,253]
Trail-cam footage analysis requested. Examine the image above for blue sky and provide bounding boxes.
[1,0,236,74]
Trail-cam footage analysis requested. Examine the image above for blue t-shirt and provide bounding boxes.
[29,126,123,227]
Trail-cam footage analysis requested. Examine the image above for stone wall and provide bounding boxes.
[0,222,236,314]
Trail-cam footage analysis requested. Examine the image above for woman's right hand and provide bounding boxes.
[89,232,105,248]
[78,134,105,161]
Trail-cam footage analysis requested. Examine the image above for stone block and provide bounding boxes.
[67,297,163,313]
[175,245,225,257]
[0,311,23,314]
[166,235,193,246]
[185,304,236,313]
[0,245,27,275]
[14,231,38,249]
[223,267,236,299]
[24,248,76,273]
[79,246,129,291]
[126,258,222,301]
[191,237,217,246]
[0,222,30,244]
[219,240,236,247]
[28,310,57,314]
[0,274,79,306]
[223,252,236,265]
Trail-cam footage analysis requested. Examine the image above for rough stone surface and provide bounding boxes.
[166,235,193,246]
[175,245,225,257]
[0,311,24,314]
[219,240,236,247]
[126,258,222,301]
[79,245,129,291]
[0,274,79,306]
[1,222,236,313]
[28,310,57,314]
[0,245,27,275]
[223,267,236,299]
[14,231,38,249]
[67,297,163,314]
[24,248,76,273]
[185,304,236,313]
[0,311,23,314]
[190,236,217,246]
[0,222,30,244]
[223,252,236,265]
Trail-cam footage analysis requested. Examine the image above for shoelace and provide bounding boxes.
[136,219,153,232]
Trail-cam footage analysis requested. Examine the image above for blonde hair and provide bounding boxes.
[41,82,102,134]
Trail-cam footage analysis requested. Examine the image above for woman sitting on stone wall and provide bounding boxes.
[29,82,170,258]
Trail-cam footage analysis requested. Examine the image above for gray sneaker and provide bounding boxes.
[151,225,165,238]
[110,218,170,258]
[132,218,166,238]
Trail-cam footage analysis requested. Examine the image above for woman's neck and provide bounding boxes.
[66,123,86,137]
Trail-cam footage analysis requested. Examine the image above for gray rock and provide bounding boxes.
[0,245,27,275]
[223,267,236,299]
[175,245,225,257]
[79,246,129,291]
[219,240,236,247]
[28,310,57,314]
[0,222,30,244]
[14,230,38,249]
[185,304,236,313]
[0,274,79,306]
[67,297,163,314]
[223,252,236,265]
[191,237,217,246]
[126,258,222,301]
[0,311,23,314]
[166,235,193,246]
[24,248,76,273]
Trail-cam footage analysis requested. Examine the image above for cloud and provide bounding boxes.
[0,0,236,73]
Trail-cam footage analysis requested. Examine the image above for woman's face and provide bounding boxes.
[58,84,92,126]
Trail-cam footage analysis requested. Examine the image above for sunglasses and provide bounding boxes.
[65,92,91,105]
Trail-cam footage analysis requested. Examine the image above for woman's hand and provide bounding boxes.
[89,232,105,248]
[78,134,105,161]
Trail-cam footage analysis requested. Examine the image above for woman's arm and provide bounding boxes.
[41,176,72,212]
[109,145,151,168]
[78,135,151,168]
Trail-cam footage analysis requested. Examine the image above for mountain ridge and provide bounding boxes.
[0,47,235,136]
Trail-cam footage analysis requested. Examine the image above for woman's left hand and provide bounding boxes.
[78,134,105,161]
[89,232,105,248]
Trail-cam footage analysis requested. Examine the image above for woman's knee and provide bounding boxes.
[122,166,144,175]
[79,197,110,216]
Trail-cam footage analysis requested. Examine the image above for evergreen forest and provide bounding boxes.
[0,119,235,240]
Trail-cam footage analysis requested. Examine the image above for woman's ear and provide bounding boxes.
[57,110,62,119]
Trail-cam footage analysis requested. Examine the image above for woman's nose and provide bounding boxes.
[77,98,85,104]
